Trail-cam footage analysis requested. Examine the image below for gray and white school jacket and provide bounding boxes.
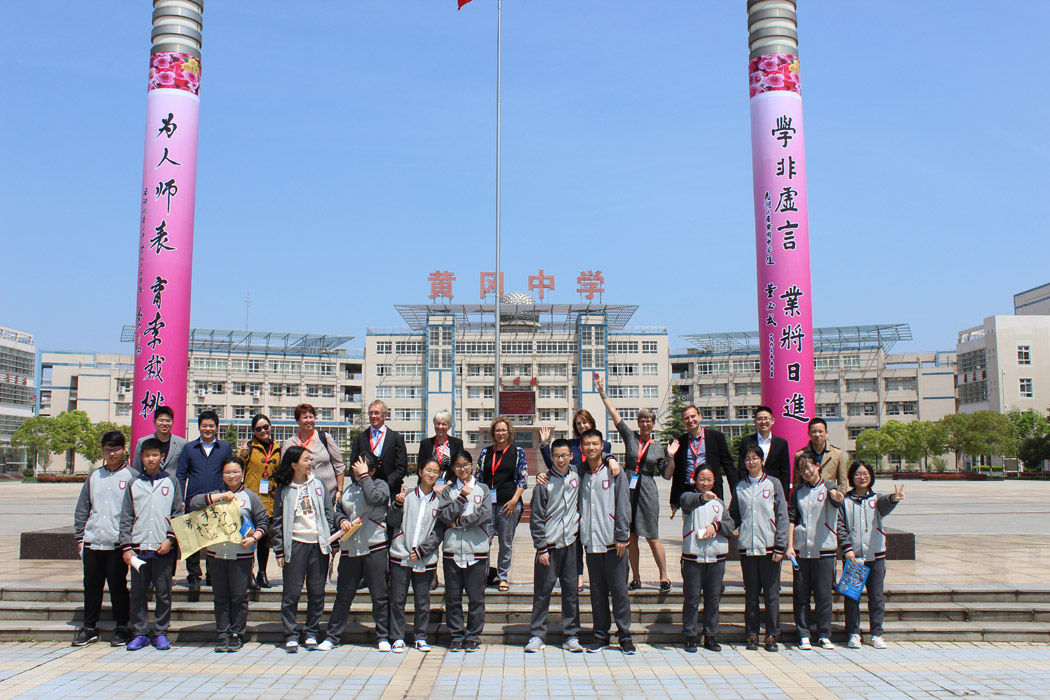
[679,492,735,563]
[436,479,492,568]
[188,487,269,560]
[336,474,390,556]
[529,467,581,554]
[271,475,338,563]
[836,490,898,561]
[788,479,843,559]
[389,487,445,571]
[118,470,184,554]
[729,474,788,557]
[579,460,631,554]
[75,463,136,550]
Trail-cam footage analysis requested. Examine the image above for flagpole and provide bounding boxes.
[493,0,502,414]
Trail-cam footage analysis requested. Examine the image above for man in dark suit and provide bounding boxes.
[416,409,463,484]
[735,405,791,498]
[350,399,408,494]
[666,404,734,510]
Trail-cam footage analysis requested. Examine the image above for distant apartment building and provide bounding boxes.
[957,314,1050,415]
[1014,282,1050,316]
[0,326,36,471]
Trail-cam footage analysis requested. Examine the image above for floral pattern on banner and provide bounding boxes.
[749,54,800,98]
[148,52,201,95]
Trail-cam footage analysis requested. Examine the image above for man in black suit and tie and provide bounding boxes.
[735,405,791,498]
[350,399,408,494]
[666,404,735,510]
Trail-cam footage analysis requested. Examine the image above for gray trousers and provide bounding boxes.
[793,556,835,639]
[389,563,435,642]
[210,556,252,637]
[327,548,390,642]
[681,558,725,638]
[586,549,631,643]
[489,500,523,582]
[845,557,886,636]
[529,544,580,640]
[130,553,174,637]
[444,557,486,643]
[280,540,328,641]
[741,554,782,637]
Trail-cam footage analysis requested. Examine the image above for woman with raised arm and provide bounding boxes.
[594,375,671,592]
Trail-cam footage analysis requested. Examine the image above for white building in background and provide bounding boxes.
[671,323,957,460]
[0,326,36,472]
[957,315,1050,415]
[1014,282,1050,316]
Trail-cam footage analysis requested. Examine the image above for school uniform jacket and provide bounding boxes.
[271,475,339,563]
[336,474,390,556]
[578,460,631,554]
[836,490,898,561]
[729,474,788,557]
[118,470,184,554]
[436,479,492,568]
[529,467,581,554]
[788,479,842,559]
[669,428,734,508]
[389,488,446,572]
[679,492,735,563]
[349,425,408,494]
[75,463,136,549]
[736,432,791,497]
[188,487,269,560]
[794,443,849,493]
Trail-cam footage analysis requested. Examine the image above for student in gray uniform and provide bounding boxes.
[578,428,635,654]
[73,430,135,647]
[437,449,492,653]
[837,460,905,650]
[388,458,446,653]
[118,438,184,651]
[786,453,844,651]
[320,454,392,652]
[188,455,269,652]
[679,466,735,653]
[730,443,788,652]
[272,446,351,653]
[525,439,583,653]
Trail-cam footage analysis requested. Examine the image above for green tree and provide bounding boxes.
[9,416,55,472]
[1007,408,1050,442]
[941,413,975,470]
[880,420,914,468]
[51,411,92,473]
[970,410,1018,464]
[854,428,885,465]
[658,385,689,445]
[222,424,240,447]
[77,421,130,466]
[905,420,948,471]
[1017,435,1050,470]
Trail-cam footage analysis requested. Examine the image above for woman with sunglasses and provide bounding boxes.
[239,413,280,588]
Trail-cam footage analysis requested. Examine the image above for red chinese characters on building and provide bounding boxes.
[528,269,555,300]
[427,270,456,301]
[576,270,605,301]
[479,272,505,300]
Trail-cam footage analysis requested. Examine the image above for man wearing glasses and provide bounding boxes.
[131,405,187,474]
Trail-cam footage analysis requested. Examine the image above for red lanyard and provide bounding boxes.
[297,430,315,449]
[635,437,653,474]
[689,428,705,462]
[434,437,448,460]
[370,427,386,454]
[491,445,510,480]
[259,441,277,475]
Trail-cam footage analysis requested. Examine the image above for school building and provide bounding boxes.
[0,326,36,471]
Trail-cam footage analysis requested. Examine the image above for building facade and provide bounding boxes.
[0,326,36,472]
[1014,282,1050,316]
[956,314,1050,415]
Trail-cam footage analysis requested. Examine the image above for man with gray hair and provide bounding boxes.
[350,399,408,494]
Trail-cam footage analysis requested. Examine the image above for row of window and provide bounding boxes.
[693,355,863,376]
[374,386,425,399]
[606,385,661,399]
[190,357,336,376]
[374,341,425,355]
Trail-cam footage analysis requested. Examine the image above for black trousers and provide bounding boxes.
[280,541,329,641]
[845,557,886,636]
[793,556,835,639]
[327,549,390,642]
[740,554,782,637]
[389,564,435,642]
[586,549,631,643]
[82,548,129,629]
[681,558,725,638]
[185,549,209,584]
[443,558,486,643]
[529,544,580,640]
[210,556,252,637]
[130,553,174,636]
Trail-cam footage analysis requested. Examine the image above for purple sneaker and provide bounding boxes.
[152,634,171,650]
[126,635,150,651]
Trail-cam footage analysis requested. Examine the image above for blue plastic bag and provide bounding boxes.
[836,559,870,601]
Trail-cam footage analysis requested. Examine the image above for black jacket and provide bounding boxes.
[349,426,408,495]
[669,428,733,507]
[417,435,464,483]
[736,432,791,498]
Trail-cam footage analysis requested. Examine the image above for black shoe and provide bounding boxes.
[684,636,698,653]
[764,635,778,652]
[256,572,272,589]
[703,636,721,652]
[215,636,229,653]
[745,634,759,651]
[205,573,213,587]
[248,575,259,591]
[627,580,642,591]
[464,640,480,653]
[449,639,464,652]
[110,627,131,647]
[227,635,243,652]
[72,628,98,647]
[659,580,672,593]
[586,640,610,653]
[620,638,636,655]
[188,578,201,591]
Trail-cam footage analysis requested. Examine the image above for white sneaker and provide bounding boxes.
[562,637,584,653]
[303,636,318,651]
[283,640,299,654]
[798,636,811,650]
[414,639,431,652]
[377,639,392,652]
[847,634,862,649]
[392,639,406,653]
[871,635,887,649]
[524,636,545,653]
[316,639,336,652]
[819,637,835,650]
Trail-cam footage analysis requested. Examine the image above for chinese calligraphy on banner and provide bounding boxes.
[749,54,815,471]
[132,52,201,443]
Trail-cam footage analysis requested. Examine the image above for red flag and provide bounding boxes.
[458,0,472,8]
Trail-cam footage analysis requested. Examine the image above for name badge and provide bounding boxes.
[629,475,639,490]
[258,480,269,495]
[490,490,498,505]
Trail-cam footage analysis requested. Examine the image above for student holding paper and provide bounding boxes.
[837,461,905,650]
[188,456,269,652]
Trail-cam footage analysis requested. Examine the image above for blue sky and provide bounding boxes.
[2,1,1047,355]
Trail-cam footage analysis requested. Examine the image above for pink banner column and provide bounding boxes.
[131,1,203,444]
[747,1,814,481]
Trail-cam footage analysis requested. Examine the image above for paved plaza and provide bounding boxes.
[1,479,1049,698]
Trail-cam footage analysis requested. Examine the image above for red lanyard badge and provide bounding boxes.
[369,427,386,454]
[491,445,510,480]
[635,437,653,474]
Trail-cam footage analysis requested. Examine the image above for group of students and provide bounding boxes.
[72,401,903,655]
